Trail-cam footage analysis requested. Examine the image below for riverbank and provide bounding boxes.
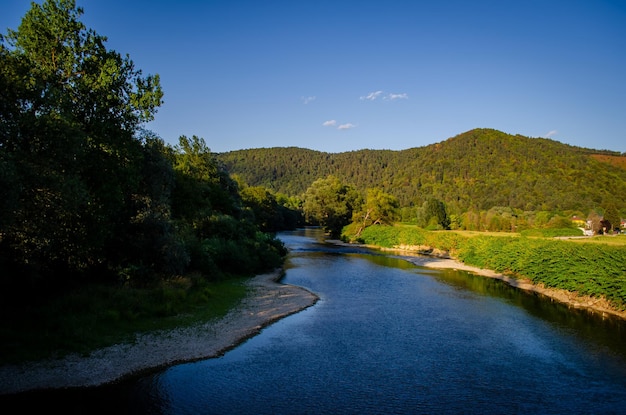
[3,241,625,395]
[377,245,626,321]
[0,269,319,395]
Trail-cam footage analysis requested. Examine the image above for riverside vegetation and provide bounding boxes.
[0,1,294,365]
[2,0,626,369]
[353,225,626,312]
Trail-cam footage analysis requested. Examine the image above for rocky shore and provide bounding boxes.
[0,270,319,395]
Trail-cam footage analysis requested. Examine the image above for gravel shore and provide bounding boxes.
[2,250,624,396]
[0,269,319,395]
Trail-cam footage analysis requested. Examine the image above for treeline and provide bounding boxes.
[217,129,626,217]
[0,0,295,307]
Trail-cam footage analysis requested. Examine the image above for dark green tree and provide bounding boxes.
[303,175,362,238]
[0,0,163,288]
[240,186,281,232]
[603,204,621,233]
[421,198,451,230]
[351,188,400,238]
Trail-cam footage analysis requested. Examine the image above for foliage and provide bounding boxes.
[0,1,288,307]
[168,137,289,281]
[346,188,400,240]
[303,175,362,238]
[520,228,583,238]
[421,198,450,229]
[0,0,164,291]
[217,129,626,217]
[240,185,304,232]
[355,225,626,311]
[603,204,621,232]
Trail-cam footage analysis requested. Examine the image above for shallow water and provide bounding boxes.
[126,228,626,414]
[6,228,626,414]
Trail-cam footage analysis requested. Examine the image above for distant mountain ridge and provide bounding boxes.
[216,129,626,214]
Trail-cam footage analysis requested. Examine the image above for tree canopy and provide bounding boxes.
[303,175,362,238]
[0,0,292,305]
[217,129,626,217]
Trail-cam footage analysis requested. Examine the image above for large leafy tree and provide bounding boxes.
[351,188,400,238]
[303,175,362,238]
[421,198,451,230]
[0,0,163,287]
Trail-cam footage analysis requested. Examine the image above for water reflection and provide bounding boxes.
[3,228,626,414]
[129,228,626,414]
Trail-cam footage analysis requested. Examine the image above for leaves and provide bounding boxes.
[303,175,362,238]
[218,129,626,217]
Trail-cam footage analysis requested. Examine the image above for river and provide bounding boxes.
[9,228,626,413]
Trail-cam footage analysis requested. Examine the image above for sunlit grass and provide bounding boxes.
[355,224,626,311]
[565,234,626,246]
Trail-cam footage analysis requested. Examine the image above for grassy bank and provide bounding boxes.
[0,275,249,365]
[352,225,626,311]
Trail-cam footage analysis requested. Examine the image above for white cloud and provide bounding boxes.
[301,96,316,104]
[360,90,383,101]
[360,90,408,101]
[338,123,356,130]
[385,92,408,101]
[545,130,558,138]
[322,120,337,127]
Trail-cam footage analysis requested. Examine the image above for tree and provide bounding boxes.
[303,175,361,238]
[352,188,399,238]
[603,204,621,233]
[0,0,163,287]
[241,186,281,232]
[421,198,450,230]
[587,211,603,235]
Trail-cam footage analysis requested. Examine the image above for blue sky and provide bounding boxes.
[3,0,626,153]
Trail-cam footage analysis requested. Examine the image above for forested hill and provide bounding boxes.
[217,128,626,214]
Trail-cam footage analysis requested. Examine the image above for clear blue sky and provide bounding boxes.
[3,0,626,153]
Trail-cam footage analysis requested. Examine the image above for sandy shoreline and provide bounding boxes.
[0,269,319,395]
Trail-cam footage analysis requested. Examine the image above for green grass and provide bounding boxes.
[352,224,626,311]
[0,274,249,365]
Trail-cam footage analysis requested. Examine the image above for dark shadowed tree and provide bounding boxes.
[0,0,163,288]
[603,204,620,233]
[303,175,362,238]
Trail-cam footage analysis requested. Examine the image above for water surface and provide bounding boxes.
[5,228,626,414]
[128,228,626,414]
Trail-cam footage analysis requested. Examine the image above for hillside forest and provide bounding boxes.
[218,128,626,236]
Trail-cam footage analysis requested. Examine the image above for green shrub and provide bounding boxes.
[356,225,626,311]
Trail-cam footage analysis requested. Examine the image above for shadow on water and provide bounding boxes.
[3,227,626,414]
[362,250,626,362]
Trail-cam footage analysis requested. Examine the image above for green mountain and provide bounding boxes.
[216,129,626,215]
